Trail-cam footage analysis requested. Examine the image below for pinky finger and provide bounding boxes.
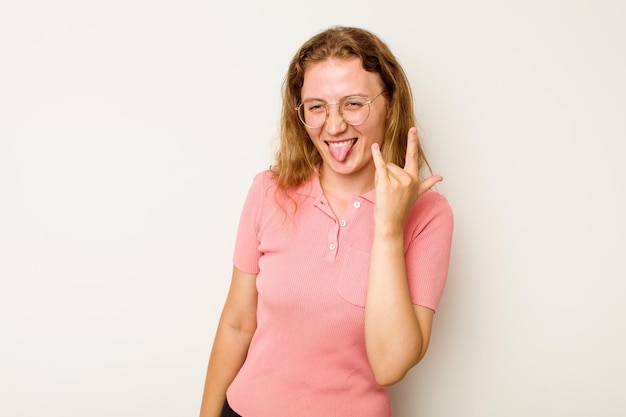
[371,143,387,171]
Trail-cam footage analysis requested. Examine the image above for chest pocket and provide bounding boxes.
[337,247,371,307]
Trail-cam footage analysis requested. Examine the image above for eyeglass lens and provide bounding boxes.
[298,97,371,128]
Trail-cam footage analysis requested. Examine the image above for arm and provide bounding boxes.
[366,231,435,386]
[365,127,443,386]
[199,266,258,417]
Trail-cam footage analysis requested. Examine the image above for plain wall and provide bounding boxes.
[1,1,624,416]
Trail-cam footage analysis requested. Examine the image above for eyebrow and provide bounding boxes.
[301,93,371,102]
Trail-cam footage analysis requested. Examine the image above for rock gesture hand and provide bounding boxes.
[371,127,443,235]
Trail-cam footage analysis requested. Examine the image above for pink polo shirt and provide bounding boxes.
[227,170,453,417]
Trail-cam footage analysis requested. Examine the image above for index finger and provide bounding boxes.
[403,127,419,177]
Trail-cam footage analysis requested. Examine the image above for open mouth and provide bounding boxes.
[326,138,357,162]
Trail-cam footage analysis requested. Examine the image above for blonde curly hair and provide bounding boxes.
[271,26,431,190]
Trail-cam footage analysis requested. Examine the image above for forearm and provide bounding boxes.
[364,231,423,386]
[199,322,254,417]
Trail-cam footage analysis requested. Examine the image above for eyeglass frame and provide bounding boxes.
[295,91,386,129]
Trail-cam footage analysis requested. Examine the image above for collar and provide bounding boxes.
[295,171,377,204]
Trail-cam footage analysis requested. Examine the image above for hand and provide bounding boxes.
[371,127,443,234]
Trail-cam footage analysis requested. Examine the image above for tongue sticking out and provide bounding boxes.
[327,139,356,162]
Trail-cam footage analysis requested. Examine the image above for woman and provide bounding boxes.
[199,26,453,417]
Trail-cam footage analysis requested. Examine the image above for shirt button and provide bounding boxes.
[340,220,347,227]
[329,243,337,251]
[353,201,361,208]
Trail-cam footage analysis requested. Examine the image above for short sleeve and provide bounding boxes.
[232,171,269,274]
[404,192,454,311]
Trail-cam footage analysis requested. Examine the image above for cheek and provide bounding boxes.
[364,115,388,137]
[305,129,325,153]
[305,127,324,144]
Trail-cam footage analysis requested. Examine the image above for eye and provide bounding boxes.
[305,101,326,113]
[342,99,366,110]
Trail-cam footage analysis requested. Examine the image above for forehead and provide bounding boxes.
[301,57,383,100]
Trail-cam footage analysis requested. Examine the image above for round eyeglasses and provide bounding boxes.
[295,91,385,129]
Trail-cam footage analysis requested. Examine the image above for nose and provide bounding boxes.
[324,103,347,135]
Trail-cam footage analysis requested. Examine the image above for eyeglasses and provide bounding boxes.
[295,91,385,129]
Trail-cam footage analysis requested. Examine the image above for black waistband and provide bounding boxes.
[221,397,242,417]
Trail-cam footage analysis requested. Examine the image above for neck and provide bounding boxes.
[318,164,375,199]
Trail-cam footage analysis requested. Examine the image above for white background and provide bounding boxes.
[1,1,625,416]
